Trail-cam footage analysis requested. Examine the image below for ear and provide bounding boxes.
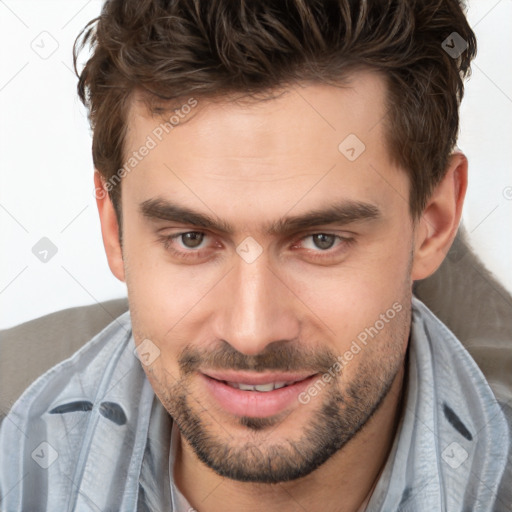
[94,171,125,282]
[411,152,468,280]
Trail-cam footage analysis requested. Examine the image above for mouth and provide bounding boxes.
[200,370,319,418]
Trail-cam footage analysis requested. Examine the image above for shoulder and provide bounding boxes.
[0,298,129,424]
[1,307,133,431]
[0,309,153,511]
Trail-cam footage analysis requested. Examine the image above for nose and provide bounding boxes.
[212,249,300,355]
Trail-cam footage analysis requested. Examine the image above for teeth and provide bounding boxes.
[226,381,289,392]
[253,383,275,392]
[238,383,261,391]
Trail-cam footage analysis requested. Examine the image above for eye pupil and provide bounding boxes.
[182,232,204,248]
[313,234,335,250]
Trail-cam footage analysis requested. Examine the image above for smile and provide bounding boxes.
[200,371,318,418]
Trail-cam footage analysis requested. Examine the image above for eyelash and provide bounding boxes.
[158,231,355,262]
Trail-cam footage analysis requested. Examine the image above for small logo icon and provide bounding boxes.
[31,441,59,469]
[441,32,468,59]
[134,338,161,366]
[32,237,58,263]
[338,134,366,162]
[30,31,59,60]
[441,441,468,469]
[236,236,263,263]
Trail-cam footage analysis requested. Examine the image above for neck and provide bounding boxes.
[174,364,406,512]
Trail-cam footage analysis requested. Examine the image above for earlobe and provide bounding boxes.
[411,152,468,281]
[94,171,125,282]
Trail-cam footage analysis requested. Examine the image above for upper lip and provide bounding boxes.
[201,370,317,385]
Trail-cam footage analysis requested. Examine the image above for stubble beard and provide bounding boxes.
[151,321,408,484]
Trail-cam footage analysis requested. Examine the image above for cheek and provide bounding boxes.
[138,360,181,416]
[291,234,412,341]
[122,225,219,335]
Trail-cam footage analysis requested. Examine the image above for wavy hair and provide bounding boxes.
[74,0,476,218]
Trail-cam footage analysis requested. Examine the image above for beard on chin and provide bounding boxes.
[154,340,403,484]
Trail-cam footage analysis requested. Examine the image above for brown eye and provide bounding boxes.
[159,230,217,263]
[180,232,204,248]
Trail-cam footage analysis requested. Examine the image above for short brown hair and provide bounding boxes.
[75,0,476,219]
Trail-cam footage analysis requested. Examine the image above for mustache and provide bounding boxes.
[178,340,338,375]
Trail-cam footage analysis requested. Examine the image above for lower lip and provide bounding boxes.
[200,373,319,418]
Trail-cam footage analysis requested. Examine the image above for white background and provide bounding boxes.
[1,0,511,329]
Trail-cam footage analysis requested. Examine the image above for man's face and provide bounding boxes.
[120,71,413,483]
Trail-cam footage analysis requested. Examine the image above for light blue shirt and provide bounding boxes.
[1,298,510,511]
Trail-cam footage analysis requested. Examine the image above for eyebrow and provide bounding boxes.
[140,197,381,236]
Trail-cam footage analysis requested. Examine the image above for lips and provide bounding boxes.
[200,370,318,418]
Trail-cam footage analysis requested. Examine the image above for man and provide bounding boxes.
[0,0,510,511]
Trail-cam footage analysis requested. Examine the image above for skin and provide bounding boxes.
[95,71,467,512]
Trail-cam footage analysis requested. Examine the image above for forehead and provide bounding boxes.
[126,69,389,149]
[121,71,407,227]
